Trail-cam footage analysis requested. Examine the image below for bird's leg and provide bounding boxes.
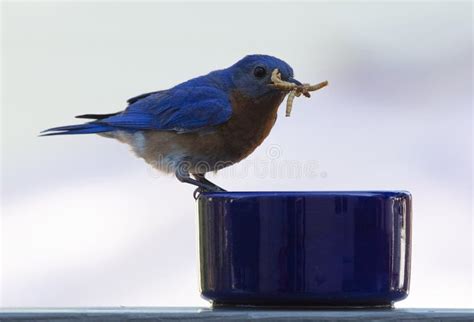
[192,173,226,192]
[175,167,225,200]
[191,173,226,200]
[175,168,214,190]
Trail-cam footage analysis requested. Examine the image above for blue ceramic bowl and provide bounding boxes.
[198,191,411,307]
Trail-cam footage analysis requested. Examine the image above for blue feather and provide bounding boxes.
[98,85,232,132]
[40,123,114,136]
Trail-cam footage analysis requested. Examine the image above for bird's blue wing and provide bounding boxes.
[126,90,164,105]
[100,86,232,133]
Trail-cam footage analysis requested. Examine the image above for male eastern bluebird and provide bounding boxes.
[42,54,311,196]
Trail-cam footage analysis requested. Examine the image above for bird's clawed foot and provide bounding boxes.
[193,185,226,200]
[175,168,226,200]
[192,173,226,199]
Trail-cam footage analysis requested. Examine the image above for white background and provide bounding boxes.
[1,1,472,308]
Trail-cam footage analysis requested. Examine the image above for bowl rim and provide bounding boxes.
[199,190,411,199]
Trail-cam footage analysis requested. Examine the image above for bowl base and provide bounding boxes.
[212,301,394,310]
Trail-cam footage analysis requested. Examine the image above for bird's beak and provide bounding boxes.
[288,77,303,86]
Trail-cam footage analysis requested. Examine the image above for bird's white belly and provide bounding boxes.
[109,130,228,174]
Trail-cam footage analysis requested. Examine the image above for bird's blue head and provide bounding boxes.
[228,54,301,99]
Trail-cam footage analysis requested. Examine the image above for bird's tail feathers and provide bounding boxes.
[40,123,114,136]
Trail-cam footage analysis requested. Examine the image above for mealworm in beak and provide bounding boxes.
[270,69,328,117]
[285,90,302,117]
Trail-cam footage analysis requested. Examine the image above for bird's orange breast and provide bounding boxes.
[214,91,286,162]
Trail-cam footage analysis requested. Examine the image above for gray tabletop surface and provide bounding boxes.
[0,307,473,321]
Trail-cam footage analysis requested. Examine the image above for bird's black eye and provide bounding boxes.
[253,66,266,78]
